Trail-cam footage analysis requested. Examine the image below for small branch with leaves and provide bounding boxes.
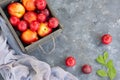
[96,51,116,80]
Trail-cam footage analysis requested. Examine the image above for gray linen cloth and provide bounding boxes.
[0,17,78,80]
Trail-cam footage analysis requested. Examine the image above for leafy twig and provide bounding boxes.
[96,51,116,80]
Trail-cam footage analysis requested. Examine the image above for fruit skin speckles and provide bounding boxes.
[23,11,37,23]
[65,56,76,67]
[35,0,47,10]
[37,23,52,37]
[30,20,39,31]
[48,17,59,28]
[37,13,46,22]
[22,0,36,11]
[7,2,25,18]
[101,34,112,45]
[41,9,50,17]
[17,20,28,32]
[21,29,38,44]
[9,16,20,27]
[81,64,92,74]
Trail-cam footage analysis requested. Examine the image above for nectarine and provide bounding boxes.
[7,2,25,18]
[37,23,52,37]
[21,29,38,44]
[22,0,36,11]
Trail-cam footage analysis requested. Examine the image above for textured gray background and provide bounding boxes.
[1,0,120,80]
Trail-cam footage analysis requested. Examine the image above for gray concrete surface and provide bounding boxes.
[1,0,120,80]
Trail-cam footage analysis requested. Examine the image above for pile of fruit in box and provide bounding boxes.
[7,0,59,44]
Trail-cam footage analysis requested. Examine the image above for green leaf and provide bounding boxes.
[106,60,116,80]
[103,51,108,61]
[106,60,114,69]
[96,55,105,65]
[108,66,116,80]
[97,69,108,77]
[96,52,117,80]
